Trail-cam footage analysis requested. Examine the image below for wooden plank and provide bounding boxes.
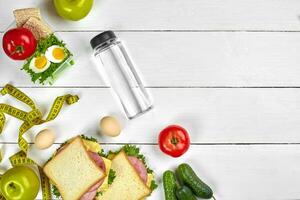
[2,32,300,87]
[1,88,300,144]
[1,143,300,199]
[2,0,300,31]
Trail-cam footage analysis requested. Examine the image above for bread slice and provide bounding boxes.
[43,137,105,200]
[96,151,151,200]
[13,8,41,27]
[23,17,52,40]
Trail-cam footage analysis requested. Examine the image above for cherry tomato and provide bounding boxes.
[2,28,37,60]
[158,125,190,157]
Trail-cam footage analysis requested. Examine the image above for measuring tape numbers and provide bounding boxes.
[0,84,79,200]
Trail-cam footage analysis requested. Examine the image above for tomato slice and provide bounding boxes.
[158,125,190,157]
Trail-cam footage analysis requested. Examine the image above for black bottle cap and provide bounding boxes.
[90,31,117,49]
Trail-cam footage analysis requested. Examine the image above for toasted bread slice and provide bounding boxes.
[23,17,52,40]
[13,8,41,27]
[96,151,151,200]
[43,137,105,200]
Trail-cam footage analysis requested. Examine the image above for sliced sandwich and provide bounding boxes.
[43,135,115,200]
[96,145,157,200]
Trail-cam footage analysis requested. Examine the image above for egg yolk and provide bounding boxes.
[52,48,65,60]
[35,56,48,69]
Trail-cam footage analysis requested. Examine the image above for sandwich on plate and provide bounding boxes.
[96,145,157,200]
[43,135,115,200]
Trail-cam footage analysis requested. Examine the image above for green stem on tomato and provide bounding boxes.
[10,45,24,56]
[16,45,24,53]
[171,137,178,145]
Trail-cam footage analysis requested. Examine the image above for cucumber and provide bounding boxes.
[176,186,197,200]
[163,170,178,200]
[176,163,214,199]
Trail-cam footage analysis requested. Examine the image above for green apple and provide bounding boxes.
[0,166,40,200]
[54,0,94,21]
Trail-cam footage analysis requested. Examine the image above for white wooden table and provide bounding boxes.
[1,0,300,199]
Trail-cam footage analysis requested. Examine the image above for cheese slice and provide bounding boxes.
[146,173,154,188]
[83,139,102,153]
[98,157,112,192]
[82,139,112,192]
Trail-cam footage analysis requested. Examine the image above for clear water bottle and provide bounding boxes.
[90,31,153,119]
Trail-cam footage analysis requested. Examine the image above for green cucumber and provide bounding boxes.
[176,186,197,200]
[176,163,214,199]
[163,170,178,200]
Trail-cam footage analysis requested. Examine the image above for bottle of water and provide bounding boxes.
[90,31,153,119]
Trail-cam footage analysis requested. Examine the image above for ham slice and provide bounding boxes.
[88,151,106,171]
[80,190,97,200]
[127,156,148,184]
[80,179,104,200]
[80,152,106,200]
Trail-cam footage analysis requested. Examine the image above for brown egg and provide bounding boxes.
[35,129,56,150]
[100,116,122,137]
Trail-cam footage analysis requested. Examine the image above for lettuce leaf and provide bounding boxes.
[22,34,73,84]
[80,135,98,143]
[150,180,158,191]
[108,169,116,185]
[52,185,61,198]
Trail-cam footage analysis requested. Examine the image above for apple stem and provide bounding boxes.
[9,182,16,189]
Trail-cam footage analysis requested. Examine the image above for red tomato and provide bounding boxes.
[158,125,190,157]
[2,28,37,60]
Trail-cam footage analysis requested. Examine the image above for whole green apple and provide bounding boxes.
[0,166,40,200]
[54,0,94,21]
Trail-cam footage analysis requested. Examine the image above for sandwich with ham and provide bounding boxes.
[43,135,115,200]
[96,145,157,200]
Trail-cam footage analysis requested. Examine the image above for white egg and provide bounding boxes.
[45,45,66,63]
[99,116,122,137]
[35,129,56,150]
[29,55,51,73]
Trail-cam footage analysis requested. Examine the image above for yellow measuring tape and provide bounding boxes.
[0,84,79,199]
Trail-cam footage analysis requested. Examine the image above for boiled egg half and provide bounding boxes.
[45,45,66,63]
[29,55,51,73]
